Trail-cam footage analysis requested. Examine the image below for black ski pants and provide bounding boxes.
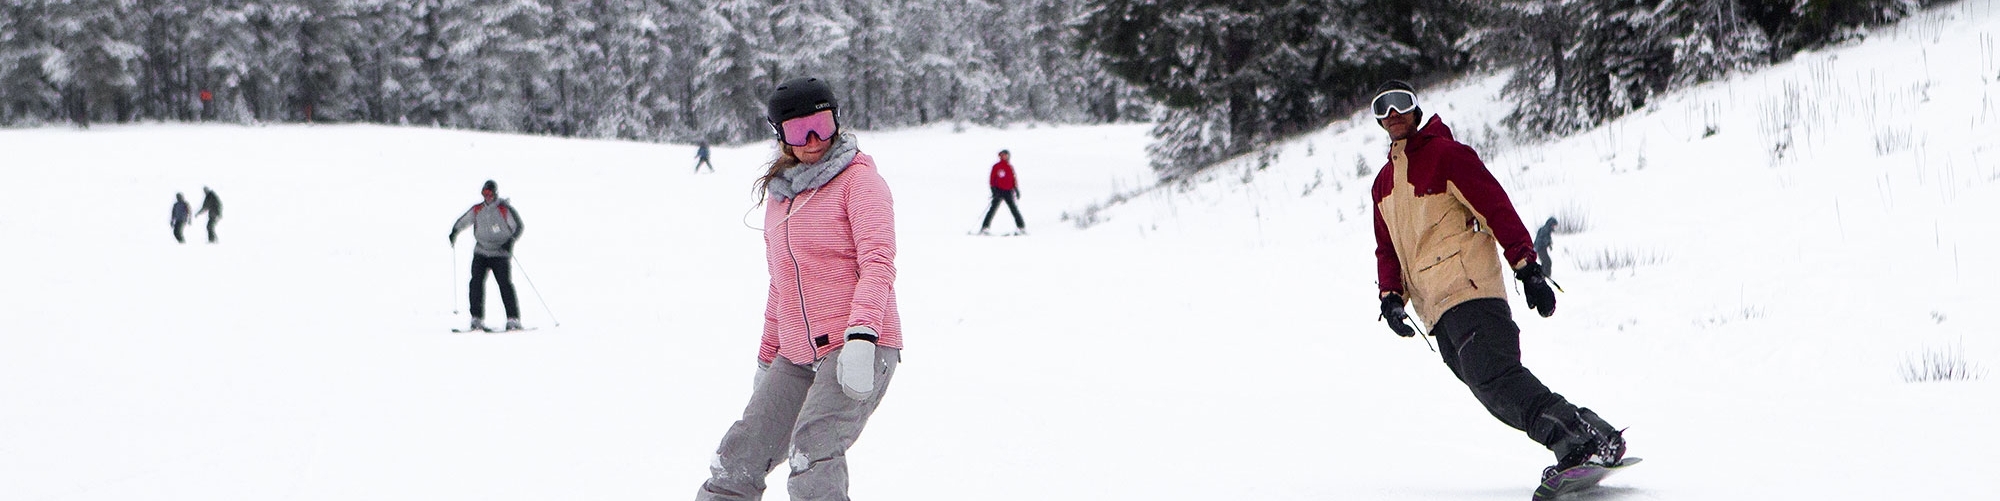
[205,215,220,243]
[981,187,1024,230]
[1432,298,1590,454]
[469,254,521,320]
[173,223,186,243]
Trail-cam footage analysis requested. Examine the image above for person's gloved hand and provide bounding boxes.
[1380,293,1417,337]
[1013,188,1022,200]
[1516,262,1557,317]
[837,326,878,400]
[753,361,770,391]
[449,233,457,246]
[502,238,516,252]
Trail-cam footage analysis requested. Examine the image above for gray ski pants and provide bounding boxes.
[696,346,900,501]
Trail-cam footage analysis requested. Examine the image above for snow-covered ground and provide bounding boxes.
[4,2,1999,500]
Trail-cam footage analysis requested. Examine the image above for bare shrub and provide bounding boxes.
[1573,248,1668,272]
[1900,340,1987,383]
[1553,203,1592,235]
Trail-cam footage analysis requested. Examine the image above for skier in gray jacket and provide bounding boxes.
[449,180,526,331]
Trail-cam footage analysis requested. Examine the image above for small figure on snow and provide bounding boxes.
[170,193,191,243]
[694,140,715,173]
[449,180,526,332]
[193,187,222,243]
[695,76,902,501]
[1535,216,1558,278]
[978,149,1025,235]
[1366,80,1627,482]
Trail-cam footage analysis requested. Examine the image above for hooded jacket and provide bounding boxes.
[1371,116,1537,325]
[761,152,902,365]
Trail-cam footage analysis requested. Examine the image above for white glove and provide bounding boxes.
[837,326,878,400]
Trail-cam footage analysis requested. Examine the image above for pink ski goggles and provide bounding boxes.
[777,110,838,146]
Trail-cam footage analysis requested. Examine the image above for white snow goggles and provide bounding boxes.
[1370,89,1419,119]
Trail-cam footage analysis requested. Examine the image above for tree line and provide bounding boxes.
[1078,0,1955,176]
[0,0,1955,177]
[0,0,1143,144]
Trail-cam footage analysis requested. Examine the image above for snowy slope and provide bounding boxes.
[3,2,1999,501]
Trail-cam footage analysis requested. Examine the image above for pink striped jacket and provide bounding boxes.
[760,153,902,365]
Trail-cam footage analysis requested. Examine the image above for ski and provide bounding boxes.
[451,326,540,333]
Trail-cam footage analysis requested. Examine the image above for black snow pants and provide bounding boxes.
[173,223,186,243]
[981,187,1024,231]
[205,215,220,243]
[469,254,521,320]
[1432,298,1603,457]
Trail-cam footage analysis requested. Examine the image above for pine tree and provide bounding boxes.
[1654,0,1768,87]
[1079,0,1426,176]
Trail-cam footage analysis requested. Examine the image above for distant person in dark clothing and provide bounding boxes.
[1535,217,1558,278]
[170,193,191,243]
[979,149,1025,235]
[193,187,222,243]
[695,141,715,173]
[449,180,526,332]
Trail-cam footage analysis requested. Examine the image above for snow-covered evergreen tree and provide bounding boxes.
[1079,0,1427,176]
[0,0,1136,141]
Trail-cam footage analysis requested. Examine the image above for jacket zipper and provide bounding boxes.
[783,193,814,356]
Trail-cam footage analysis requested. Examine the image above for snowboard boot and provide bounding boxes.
[505,318,524,331]
[469,317,488,332]
[1543,407,1627,480]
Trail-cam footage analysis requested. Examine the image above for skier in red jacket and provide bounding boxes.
[979,149,1025,235]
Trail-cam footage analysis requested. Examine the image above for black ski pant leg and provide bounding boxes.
[173,224,185,243]
[469,255,492,319]
[981,190,1003,230]
[981,187,1024,230]
[1002,190,1024,229]
[1433,298,1583,453]
[205,215,219,242]
[491,256,521,320]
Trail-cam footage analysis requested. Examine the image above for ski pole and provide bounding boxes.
[450,242,460,315]
[1414,323,1436,353]
[511,255,561,327]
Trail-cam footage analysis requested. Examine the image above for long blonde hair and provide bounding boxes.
[753,143,801,205]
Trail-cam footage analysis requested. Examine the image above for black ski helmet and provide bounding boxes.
[766,77,838,132]
[482,180,497,193]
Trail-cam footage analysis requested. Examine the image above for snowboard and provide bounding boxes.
[1531,457,1642,501]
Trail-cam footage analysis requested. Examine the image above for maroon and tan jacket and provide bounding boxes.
[1371,116,1537,325]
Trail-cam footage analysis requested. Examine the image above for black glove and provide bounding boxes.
[449,233,457,245]
[1380,293,1417,337]
[1516,262,1557,317]
[1013,188,1022,200]
[502,238,516,252]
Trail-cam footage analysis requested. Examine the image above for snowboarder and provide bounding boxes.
[448,180,526,332]
[1366,80,1626,481]
[1535,216,1558,278]
[694,140,715,173]
[695,76,901,501]
[193,187,222,243]
[170,193,191,243]
[978,149,1025,235]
